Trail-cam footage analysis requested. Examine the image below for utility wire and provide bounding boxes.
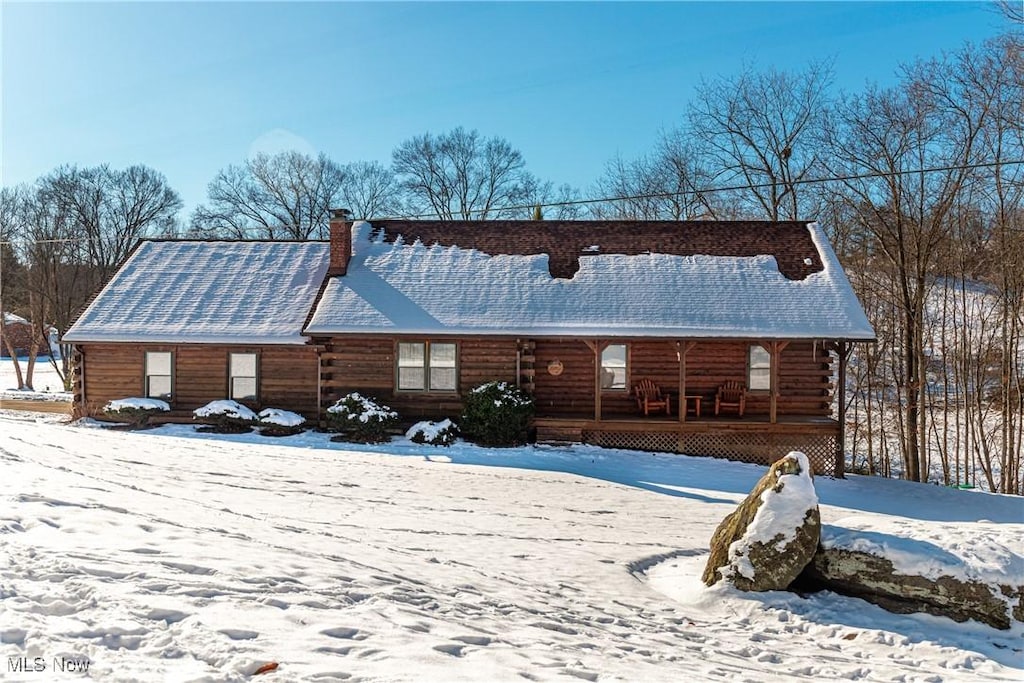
[1,159,1022,244]
[379,159,1024,219]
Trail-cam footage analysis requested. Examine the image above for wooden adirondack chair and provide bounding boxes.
[715,381,746,417]
[634,378,671,416]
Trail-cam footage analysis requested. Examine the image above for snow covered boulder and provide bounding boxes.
[326,393,398,443]
[702,451,820,591]
[406,419,460,447]
[102,397,170,429]
[801,523,1024,630]
[257,408,307,437]
[193,400,258,433]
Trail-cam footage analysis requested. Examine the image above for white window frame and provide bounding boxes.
[145,351,173,400]
[229,352,259,402]
[748,345,772,391]
[600,343,629,391]
[397,341,458,392]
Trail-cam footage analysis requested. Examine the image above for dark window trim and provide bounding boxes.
[227,350,261,405]
[144,350,174,400]
[600,342,630,393]
[747,344,772,393]
[394,340,460,394]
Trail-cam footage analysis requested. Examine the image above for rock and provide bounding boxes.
[800,547,1023,630]
[702,451,821,591]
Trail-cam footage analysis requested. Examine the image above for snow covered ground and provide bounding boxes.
[1,411,1022,682]
[0,356,71,400]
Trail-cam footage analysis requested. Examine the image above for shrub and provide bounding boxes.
[460,381,533,446]
[325,393,398,444]
[193,400,258,433]
[406,419,460,447]
[258,408,307,437]
[102,397,170,429]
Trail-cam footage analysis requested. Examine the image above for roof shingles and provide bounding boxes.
[371,220,823,280]
[63,241,329,344]
[304,221,875,340]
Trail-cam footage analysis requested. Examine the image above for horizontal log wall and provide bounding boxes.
[76,337,834,423]
[532,338,834,419]
[77,343,319,418]
[316,336,519,421]
[533,339,596,416]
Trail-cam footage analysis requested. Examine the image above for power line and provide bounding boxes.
[1,159,1022,244]
[380,159,1024,219]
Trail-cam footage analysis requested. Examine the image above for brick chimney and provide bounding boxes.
[328,208,352,276]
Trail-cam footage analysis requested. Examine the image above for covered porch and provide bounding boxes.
[523,336,855,476]
[533,414,842,476]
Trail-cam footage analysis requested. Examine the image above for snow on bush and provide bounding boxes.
[257,408,307,437]
[102,397,170,429]
[406,419,460,447]
[193,399,258,433]
[461,381,534,446]
[105,397,171,412]
[326,393,398,443]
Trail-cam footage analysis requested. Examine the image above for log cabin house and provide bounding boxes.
[64,212,875,475]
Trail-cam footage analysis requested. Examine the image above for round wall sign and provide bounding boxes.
[547,360,564,376]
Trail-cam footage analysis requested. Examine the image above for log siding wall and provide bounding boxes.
[75,337,835,427]
[316,336,834,422]
[533,339,833,419]
[316,336,519,420]
[76,343,319,418]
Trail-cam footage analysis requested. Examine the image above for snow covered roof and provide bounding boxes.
[304,221,876,340]
[3,312,30,325]
[63,241,330,345]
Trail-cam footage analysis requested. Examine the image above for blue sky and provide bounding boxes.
[1,1,1012,216]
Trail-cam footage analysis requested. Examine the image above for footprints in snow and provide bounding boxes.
[145,608,191,624]
[321,627,367,640]
[218,628,259,640]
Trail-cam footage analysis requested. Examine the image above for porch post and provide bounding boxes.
[584,340,607,423]
[677,341,696,423]
[836,341,850,478]
[768,341,789,424]
[677,342,685,424]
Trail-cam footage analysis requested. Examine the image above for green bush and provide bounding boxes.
[193,400,258,433]
[258,408,307,437]
[102,398,170,429]
[326,393,398,444]
[406,419,460,447]
[460,381,534,446]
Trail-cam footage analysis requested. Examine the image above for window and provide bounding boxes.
[145,351,172,399]
[397,342,457,391]
[600,344,628,390]
[230,353,258,401]
[748,345,771,391]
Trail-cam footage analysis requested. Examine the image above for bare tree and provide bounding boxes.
[392,127,537,219]
[192,151,345,239]
[514,179,586,220]
[993,0,1023,24]
[2,165,182,389]
[968,32,1024,493]
[593,130,722,220]
[0,186,30,389]
[39,165,180,279]
[824,38,1008,483]
[688,61,833,220]
[339,161,403,220]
